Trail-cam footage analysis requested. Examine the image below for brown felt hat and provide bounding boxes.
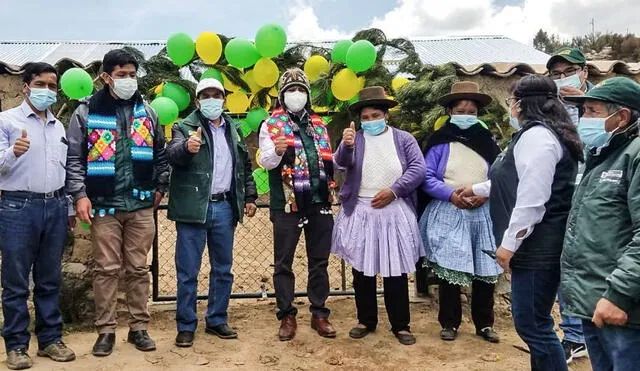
[438,81,492,109]
[349,86,398,115]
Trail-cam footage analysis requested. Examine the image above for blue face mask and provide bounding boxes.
[450,114,478,130]
[199,98,224,120]
[361,119,386,136]
[29,88,57,112]
[554,73,583,90]
[578,111,619,149]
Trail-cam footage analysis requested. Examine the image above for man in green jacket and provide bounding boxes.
[166,78,257,348]
[563,77,640,371]
[66,49,169,357]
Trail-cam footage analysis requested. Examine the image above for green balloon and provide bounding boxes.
[255,24,287,58]
[167,33,195,67]
[246,108,269,131]
[201,68,223,83]
[252,168,270,194]
[161,82,190,111]
[239,119,252,138]
[346,40,377,73]
[331,40,353,64]
[60,68,94,99]
[150,97,179,126]
[224,38,261,68]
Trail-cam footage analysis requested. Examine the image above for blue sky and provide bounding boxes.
[0,0,637,44]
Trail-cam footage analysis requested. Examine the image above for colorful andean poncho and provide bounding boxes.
[265,108,334,218]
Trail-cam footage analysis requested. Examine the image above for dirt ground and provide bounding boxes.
[9,296,592,371]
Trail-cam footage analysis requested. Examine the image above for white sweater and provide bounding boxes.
[358,128,403,197]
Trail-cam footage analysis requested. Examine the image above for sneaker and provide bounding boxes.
[562,340,588,364]
[6,348,32,370]
[476,327,500,343]
[440,327,458,341]
[37,341,76,362]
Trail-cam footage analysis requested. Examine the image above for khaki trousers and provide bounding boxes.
[91,207,155,334]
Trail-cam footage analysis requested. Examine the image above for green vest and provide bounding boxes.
[167,111,249,224]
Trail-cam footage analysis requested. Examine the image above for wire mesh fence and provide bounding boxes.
[152,198,354,301]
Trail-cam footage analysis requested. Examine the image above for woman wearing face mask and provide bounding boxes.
[332,86,426,345]
[418,81,502,343]
[458,75,583,371]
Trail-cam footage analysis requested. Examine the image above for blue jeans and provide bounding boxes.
[582,320,640,371]
[0,195,67,351]
[558,287,585,343]
[175,201,234,332]
[511,268,568,371]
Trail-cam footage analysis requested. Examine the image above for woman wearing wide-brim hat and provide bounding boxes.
[332,86,426,345]
[418,81,503,343]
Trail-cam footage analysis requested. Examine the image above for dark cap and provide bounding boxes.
[564,77,640,112]
[546,47,587,70]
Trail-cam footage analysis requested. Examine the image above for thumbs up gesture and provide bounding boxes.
[342,121,356,148]
[13,129,30,158]
[274,128,288,156]
[187,127,202,154]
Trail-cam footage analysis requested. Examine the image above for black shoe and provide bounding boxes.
[92,333,115,357]
[562,340,588,364]
[394,331,416,345]
[205,324,238,339]
[440,327,458,341]
[175,331,194,348]
[476,327,500,343]
[348,324,374,339]
[127,330,156,352]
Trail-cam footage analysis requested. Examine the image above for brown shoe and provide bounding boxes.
[278,315,297,341]
[311,316,337,338]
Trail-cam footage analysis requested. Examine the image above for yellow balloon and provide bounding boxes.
[195,32,223,64]
[164,122,173,142]
[434,115,449,131]
[331,68,360,101]
[256,149,265,169]
[226,92,250,113]
[243,70,261,93]
[392,77,410,92]
[223,74,241,93]
[304,55,330,82]
[312,105,329,113]
[253,58,280,88]
[250,94,273,110]
[268,86,278,97]
[154,83,164,95]
[358,76,366,90]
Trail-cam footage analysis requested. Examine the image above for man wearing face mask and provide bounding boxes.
[258,68,336,341]
[561,77,640,371]
[66,49,170,356]
[547,47,594,363]
[166,78,257,347]
[0,63,76,369]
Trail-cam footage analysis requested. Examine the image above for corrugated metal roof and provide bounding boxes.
[0,36,548,73]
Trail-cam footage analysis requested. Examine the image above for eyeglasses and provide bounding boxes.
[549,67,582,80]
[505,97,518,106]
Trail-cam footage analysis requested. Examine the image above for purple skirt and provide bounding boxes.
[331,197,425,277]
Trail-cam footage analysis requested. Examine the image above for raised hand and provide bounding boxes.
[342,121,356,147]
[13,129,30,157]
[187,127,202,154]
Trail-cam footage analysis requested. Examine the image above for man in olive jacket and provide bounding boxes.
[166,78,257,348]
[562,77,640,371]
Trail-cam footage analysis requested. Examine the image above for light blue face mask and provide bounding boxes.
[199,98,224,120]
[578,111,619,149]
[450,114,478,130]
[509,116,520,131]
[29,88,57,111]
[361,119,386,136]
[554,73,583,90]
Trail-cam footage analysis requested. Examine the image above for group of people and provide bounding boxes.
[0,46,638,371]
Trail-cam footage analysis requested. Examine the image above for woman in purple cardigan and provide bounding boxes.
[332,87,426,346]
[419,82,502,343]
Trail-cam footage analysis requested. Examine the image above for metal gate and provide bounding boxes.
[151,203,353,301]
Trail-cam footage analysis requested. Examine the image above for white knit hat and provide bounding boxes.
[196,78,225,97]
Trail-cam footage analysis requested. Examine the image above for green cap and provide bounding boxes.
[564,77,640,112]
[546,47,587,69]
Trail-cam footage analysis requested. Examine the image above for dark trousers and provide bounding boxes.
[271,206,333,320]
[0,195,67,351]
[175,201,234,332]
[438,279,495,331]
[353,268,410,333]
[511,267,567,371]
[582,320,640,371]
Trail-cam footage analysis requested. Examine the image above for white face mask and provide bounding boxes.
[111,77,138,100]
[284,90,308,113]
